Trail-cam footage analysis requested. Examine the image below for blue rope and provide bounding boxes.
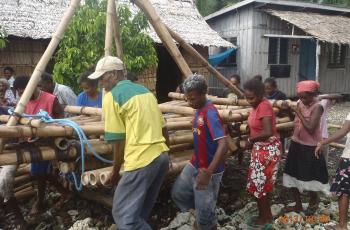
[8,109,112,191]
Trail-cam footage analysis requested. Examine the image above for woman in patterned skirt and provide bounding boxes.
[316,113,350,230]
[244,78,282,228]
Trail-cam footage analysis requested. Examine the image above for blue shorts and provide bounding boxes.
[31,161,51,176]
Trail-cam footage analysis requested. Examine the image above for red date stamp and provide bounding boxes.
[278,214,330,224]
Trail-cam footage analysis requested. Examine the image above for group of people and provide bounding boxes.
[1,57,349,230]
[0,67,103,111]
[0,67,103,229]
[224,75,347,230]
[89,56,349,230]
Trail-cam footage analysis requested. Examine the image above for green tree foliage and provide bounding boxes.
[53,0,158,92]
[0,26,8,49]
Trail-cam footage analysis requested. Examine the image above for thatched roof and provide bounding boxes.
[0,0,233,47]
[120,0,233,47]
[0,0,69,39]
[265,10,350,44]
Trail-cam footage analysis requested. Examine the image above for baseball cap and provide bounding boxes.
[88,56,124,80]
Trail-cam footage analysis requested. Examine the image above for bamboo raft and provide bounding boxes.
[4,91,345,208]
[0,92,297,205]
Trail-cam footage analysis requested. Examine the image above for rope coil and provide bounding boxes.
[8,108,112,191]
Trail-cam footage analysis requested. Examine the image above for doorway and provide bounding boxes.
[299,39,316,81]
[155,45,182,103]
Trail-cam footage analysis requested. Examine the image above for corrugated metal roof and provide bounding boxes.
[265,10,350,44]
[0,0,233,47]
[205,0,350,21]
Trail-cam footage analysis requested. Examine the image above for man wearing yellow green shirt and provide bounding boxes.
[88,56,170,230]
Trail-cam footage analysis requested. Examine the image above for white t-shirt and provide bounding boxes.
[341,113,350,158]
[319,99,332,139]
[53,83,77,107]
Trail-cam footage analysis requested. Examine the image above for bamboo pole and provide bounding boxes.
[160,104,250,122]
[165,116,193,123]
[112,0,124,60]
[132,0,192,78]
[5,0,81,142]
[270,100,297,109]
[166,121,192,131]
[0,124,105,138]
[99,158,190,186]
[15,188,36,200]
[59,161,76,174]
[168,92,250,106]
[277,117,291,124]
[54,138,70,151]
[169,143,192,153]
[14,182,34,193]
[16,164,30,176]
[214,105,244,110]
[64,106,102,116]
[0,115,42,128]
[166,27,244,97]
[105,0,114,56]
[14,174,32,187]
[169,133,193,145]
[330,142,345,149]
[81,173,90,186]
[329,124,342,129]
[59,157,111,174]
[81,166,113,186]
[0,141,112,166]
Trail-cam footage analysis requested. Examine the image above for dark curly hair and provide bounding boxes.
[13,76,29,90]
[243,78,265,97]
[264,77,277,88]
[79,68,98,88]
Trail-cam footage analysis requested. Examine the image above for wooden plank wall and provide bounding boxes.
[206,7,254,95]
[251,11,301,96]
[319,43,350,94]
[0,37,49,77]
[207,8,303,96]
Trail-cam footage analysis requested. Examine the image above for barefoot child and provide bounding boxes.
[316,114,350,230]
[244,78,281,229]
[14,76,71,216]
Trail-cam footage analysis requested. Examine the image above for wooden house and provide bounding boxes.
[0,0,69,76]
[0,0,233,102]
[119,0,233,102]
[205,0,350,96]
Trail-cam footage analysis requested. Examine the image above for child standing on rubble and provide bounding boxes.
[316,113,350,230]
[14,76,70,216]
[244,78,281,229]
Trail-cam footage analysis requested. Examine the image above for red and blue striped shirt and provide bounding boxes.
[190,100,226,173]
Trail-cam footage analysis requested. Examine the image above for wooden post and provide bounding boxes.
[132,0,192,79]
[112,0,124,60]
[4,0,81,150]
[166,27,244,97]
[105,0,114,56]
[315,39,320,83]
